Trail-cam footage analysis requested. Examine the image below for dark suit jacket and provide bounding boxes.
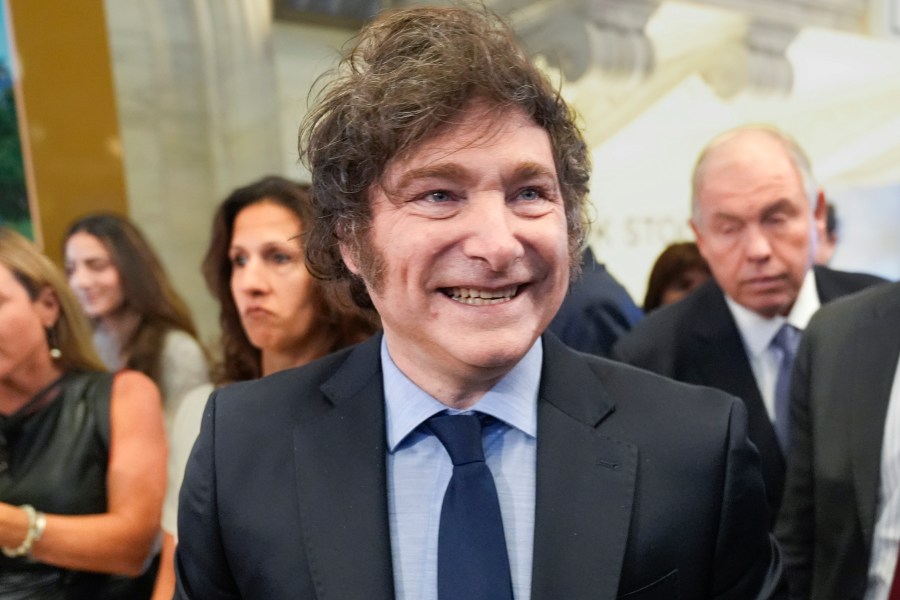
[174,333,783,599]
[611,266,886,521]
[776,282,900,600]
[548,248,643,357]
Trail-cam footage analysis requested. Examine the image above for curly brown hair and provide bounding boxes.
[203,176,379,385]
[299,5,591,310]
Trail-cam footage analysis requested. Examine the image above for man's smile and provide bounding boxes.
[441,285,521,305]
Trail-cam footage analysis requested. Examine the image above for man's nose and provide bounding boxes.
[743,225,773,262]
[461,196,525,272]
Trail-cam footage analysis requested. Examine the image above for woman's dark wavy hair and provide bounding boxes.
[643,241,710,313]
[65,214,202,386]
[299,5,592,310]
[203,176,379,385]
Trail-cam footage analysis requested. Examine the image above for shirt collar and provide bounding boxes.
[382,337,542,452]
[725,268,820,358]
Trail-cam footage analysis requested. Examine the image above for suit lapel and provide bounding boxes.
[851,304,900,548]
[291,336,396,600]
[531,335,637,600]
[684,284,785,516]
[689,287,784,470]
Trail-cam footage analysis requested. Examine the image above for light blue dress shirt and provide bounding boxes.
[383,338,540,600]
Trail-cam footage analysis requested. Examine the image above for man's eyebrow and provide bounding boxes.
[510,162,558,183]
[395,161,558,189]
[395,163,469,189]
[760,198,796,219]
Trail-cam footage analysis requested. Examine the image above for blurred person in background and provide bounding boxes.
[777,281,900,598]
[0,227,166,599]
[642,241,711,312]
[612,125,886,525]
[547,247,642,357]
[63,214,209,431]
[150,176,379,600]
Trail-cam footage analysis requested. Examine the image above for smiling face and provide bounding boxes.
[229,201,321,366]
[691,131,821,318]
[64,231,125,320]
[341,104,570,406]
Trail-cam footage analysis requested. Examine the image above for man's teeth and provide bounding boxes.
[445,286,518,305]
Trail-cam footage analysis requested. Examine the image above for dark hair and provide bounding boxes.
[203,175,379,385]
[299,5,591,310]
[64,214,201,385]
[825,202,838,236]
[643,242,711,312]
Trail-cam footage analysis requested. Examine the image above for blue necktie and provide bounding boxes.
[771,323,801,454]
[427,413,514,600]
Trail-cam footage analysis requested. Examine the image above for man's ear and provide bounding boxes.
[813,190,827,223]
[34,286,61,329]
[339,242,361,276]
[689,218,707,260]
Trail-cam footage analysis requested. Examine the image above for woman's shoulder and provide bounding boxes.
[161,328,206,359]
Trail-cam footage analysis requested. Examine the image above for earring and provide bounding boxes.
[46,327,62,360]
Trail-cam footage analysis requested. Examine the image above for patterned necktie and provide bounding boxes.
[771,323,801,454]
[427,413,514,600]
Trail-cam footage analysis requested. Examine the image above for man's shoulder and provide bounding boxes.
[814,264,888,300]
[610,281,726,359]
[546,334,740,417]
[808,279,900,337]
[212,336,381,420]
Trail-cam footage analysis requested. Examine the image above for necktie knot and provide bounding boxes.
[427,413,485,466]
[771,323,801,357]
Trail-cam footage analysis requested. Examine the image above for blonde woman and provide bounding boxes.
[0,228,166,599]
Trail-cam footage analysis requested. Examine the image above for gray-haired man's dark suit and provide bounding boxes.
[611,266,885,522]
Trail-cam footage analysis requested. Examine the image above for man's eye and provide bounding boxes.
[519,188,541,201]
[426,191,452,203]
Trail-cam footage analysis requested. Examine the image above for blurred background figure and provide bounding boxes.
[612,126,886,526]
[548,247,643,357]
[151,176,379,600]
[0,227,166,599]
[63,214,209,430]
[642,241,711,312]
[814,202,839,265]
[777,281,900,599]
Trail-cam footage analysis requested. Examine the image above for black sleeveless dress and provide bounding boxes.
[0,370,156,599]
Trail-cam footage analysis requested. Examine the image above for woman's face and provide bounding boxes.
[64,232,125,319]
[0,264,56,382]
[229,201,319,355]
[660,267,711,307]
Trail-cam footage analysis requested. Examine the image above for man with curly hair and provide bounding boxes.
[175,6,783,599]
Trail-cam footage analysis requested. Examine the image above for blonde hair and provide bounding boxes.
[0,227,104,372]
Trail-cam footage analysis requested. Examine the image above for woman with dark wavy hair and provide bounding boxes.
[150,175,379,599]
[63,214,209,430]
[642,241,711,312]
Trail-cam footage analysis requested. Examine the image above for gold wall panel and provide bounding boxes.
[8,0,127,262]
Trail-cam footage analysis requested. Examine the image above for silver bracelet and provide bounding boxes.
[2,504,45,558]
